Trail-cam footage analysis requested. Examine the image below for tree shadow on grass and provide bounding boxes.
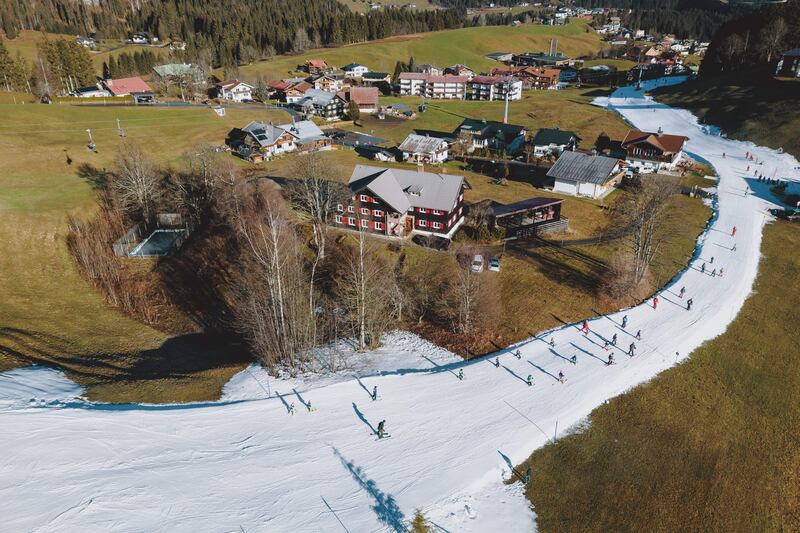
[332,446,406,532]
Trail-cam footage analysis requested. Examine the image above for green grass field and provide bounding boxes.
[235,20,605,82]
[0,102,289,402]
[518,220,800,531]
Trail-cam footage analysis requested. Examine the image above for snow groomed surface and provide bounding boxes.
[1,78,799,532]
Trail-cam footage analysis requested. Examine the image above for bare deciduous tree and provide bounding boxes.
[758,17,787,63]
[111,141,160,220]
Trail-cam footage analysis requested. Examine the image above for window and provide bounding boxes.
[360,194,370,203]
[432,209,442,216]
[418,220,427,228]
[348,206,355,213]
[418,207,428,214]
[348,217,356,226]
[360,207,370,216]
[336,204,344,212]
[373,209,383,217]
[361,219,370,229]
[374,221,384,231]
[335,215,343,224]
[432,222,442,229]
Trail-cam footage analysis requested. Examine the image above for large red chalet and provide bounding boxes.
[335,165,467,239]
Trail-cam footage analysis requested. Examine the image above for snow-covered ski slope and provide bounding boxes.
[2,77,798,533]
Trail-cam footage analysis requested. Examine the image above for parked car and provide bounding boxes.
[488,257,501,272]
[471,254,484,273]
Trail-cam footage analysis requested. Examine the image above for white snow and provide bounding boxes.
[1,77,798,532]
[0,366,84,407]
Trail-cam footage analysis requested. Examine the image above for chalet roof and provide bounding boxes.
[242,121,296,147]
[278,120,327,144]
[287,81,312,93]
[470,75,517,85]
[456,119,526,143]
[398,134,447,155]
[546,151,620,185]
[342,63,367,70]
[297,89,340,107]
[362,71,389,79]
[621,129,688,153]
[103,76,152,96]
[533,128,581,146]
[217,79,252,89]
[348,86,379,106]
[490,197,563,218]
[781,48,800,58]
[307,59,329,68]
[348,165,464,213]
[268,80,291,90]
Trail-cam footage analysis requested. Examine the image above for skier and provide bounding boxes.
[731,226,737,237]
[710,256,714,264]
[732,243,737,252]
[611,333,618,346]
[701,262,706,274]
[288,403,296,415]
[372,386,378,401]
[711,268,717,277]
[306,400,313,412]
[526,374,533,387]
[495,357,500,368]
[570,355,577,365]
[628,342,636,357]
[719,267,724,277]
[686,298,693,311]
[377,420,386,439]
[679,286,686,299]
[558,371,565,384]
[457,369,464,381]
[747,165,750,172]
[744,187,749,197]
[515,349,522,359]
[581,320,590,335]
[622,315,628,329]
[606,353,615,366]
[603,339,610,351]
[549,337,556,348]
[652,296,659,310]
[722,152,726,158]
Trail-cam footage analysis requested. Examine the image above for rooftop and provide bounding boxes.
[546,151,621,185]
[398,134,448,154]
[621,130,689,154]
[348,165,464,213]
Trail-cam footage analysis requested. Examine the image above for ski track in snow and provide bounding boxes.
[1,76,799,532]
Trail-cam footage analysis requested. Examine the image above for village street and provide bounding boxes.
[1,77,798,533]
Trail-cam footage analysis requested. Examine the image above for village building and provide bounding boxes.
[101,77,154,102]
[343,63,370,78]
[512,51,573,68]
[361,72,391,86]
[485,52,513,63]
[70,84,111,98]
[284,81,313,103]
[466,75,522,101]
[488,197,567,239]
[547,150,624,199]
[620,129,689,172]
[152,63,207,87]
[305,59,332,74]
[313,74,347,93]
[775,48,800,78]
[532,128,581,157]
[444,64,475,78]
[417,64,441,75]
[215,79,254,102]
[398,73,468,99]
[76,35,96,48]
[267,80,291,99]
[397,134,449,164]
[343,87,380,114]
[454,119,527,155]
[335,165,466,239]
[226,120,330,161]
[294,89,346,120]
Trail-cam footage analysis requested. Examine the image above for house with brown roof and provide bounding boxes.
[102,77,153,97]
[620,129,689,172]
[285,81,313,103]
[313,74,347,93]
[305,59,332,74]
[343,87,380,113]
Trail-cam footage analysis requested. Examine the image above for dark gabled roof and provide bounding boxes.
[533,128,581,146]
[782,48,800,58]
[621,129,688,153]
[546,151,621,185]
[362,71,389,79]
[490,197,563,218]
[456,119,525,143]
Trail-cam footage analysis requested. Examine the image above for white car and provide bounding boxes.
[488,257,500,272]
[470,254,484,273]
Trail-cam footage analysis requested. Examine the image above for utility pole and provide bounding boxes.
[117,118,125,137]
[39,57,51,96]
[503,80,510,124]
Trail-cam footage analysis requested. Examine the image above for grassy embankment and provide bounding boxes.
[519,220,800,531]
[652,72,800,160]
[236,19,605,81]
[0,102,289,403]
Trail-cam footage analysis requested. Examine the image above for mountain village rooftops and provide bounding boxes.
[621,129,689,153]
[347,86,379,106]
[397,72,469,83]
[469,75,518,84]
[241,120,327,146]
[398,134,448,154]
[533,128,581,146]
[348,165,465,213]
[546,151,621,185]
[103,76,152,96]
